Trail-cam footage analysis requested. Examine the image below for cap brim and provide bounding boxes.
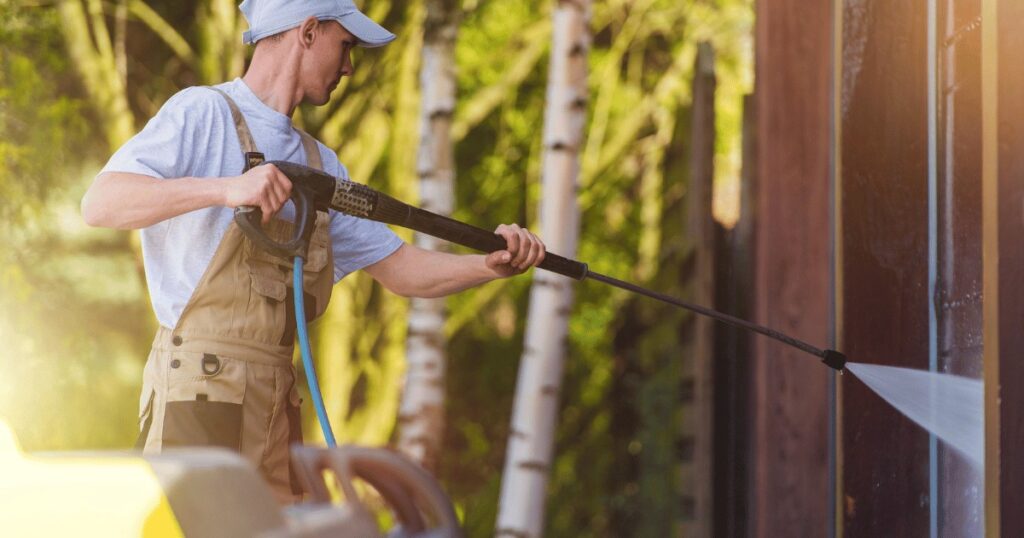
[338,10,395,48]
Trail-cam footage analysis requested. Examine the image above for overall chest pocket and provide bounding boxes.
[245,216,331,300]
[244,216,332,343]
[242,216,332,345]
[162,351,247,451]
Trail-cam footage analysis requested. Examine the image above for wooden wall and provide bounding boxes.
[753,1,1021,536]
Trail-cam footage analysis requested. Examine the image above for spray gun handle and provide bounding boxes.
[234,184,317,260]
[260,160,590,279]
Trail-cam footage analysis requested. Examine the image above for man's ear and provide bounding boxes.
[298,16,319,49]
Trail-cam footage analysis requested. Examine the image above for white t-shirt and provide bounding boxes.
[101,78,404,329]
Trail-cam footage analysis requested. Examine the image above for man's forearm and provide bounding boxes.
[415,253,498,298]
[365,224,546,298]
[83,164,294,230]
[82,172,225,229]
[366,244,501,299]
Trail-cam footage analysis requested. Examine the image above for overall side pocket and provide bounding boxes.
[162,351,247,451]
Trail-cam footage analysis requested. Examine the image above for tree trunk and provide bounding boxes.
[58,0,135,150]
[397,0,459,471]
[197,0,247,83]
[495,0,590,536]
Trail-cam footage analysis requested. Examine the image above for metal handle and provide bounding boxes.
[291,445,463,537]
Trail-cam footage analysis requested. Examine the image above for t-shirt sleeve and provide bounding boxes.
[324,159,405,282]
[100,87,225,179]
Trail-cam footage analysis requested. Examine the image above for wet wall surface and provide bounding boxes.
[754,0,995,534]
[840,0,984,535]
[839,0,931,534]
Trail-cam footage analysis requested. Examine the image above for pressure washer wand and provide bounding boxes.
[585,272,846,370]
[258,161,847,371]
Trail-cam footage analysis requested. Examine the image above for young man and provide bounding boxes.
[81,0,545,503]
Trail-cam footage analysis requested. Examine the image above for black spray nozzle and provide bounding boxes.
[821,349,847,371]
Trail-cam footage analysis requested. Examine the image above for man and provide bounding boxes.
[81,0,546,504]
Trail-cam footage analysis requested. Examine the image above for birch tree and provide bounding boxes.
[396,0,460,470]
[495,0,591,535]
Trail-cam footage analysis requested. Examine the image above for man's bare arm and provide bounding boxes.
[363,224,546,298]
[81,164,295,229]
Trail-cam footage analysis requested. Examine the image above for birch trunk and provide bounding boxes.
[397,0,459,471]
[495,1,590,535]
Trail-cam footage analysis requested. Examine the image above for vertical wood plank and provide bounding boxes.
[752,0,833,536]
[711,92,756,538]
[985,0,1024,534]
[688,41,717,538]
[838,0,931,534]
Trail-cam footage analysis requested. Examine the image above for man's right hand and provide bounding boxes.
[222,164,293,224]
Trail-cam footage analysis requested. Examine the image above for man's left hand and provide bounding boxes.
[486,223,547,277]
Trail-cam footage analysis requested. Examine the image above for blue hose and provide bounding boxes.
[294,256,337,447]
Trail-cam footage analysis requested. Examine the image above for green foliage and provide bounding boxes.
[442,0,753,535]
[0,2,146,451]
[0,3,89,223]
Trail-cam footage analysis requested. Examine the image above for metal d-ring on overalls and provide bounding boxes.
[135,88,335,504]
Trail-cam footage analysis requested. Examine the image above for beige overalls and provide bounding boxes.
[135,88,335,504]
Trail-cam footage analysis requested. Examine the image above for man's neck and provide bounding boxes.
[242,49,303,116]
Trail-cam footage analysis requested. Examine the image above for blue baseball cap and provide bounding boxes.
[240,0,396,47]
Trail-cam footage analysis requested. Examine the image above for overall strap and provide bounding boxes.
[209,86,324,172]
[208,87,264,171]
[296,128,323,170]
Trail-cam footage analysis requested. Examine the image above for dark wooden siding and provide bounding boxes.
[838,1,932,535]
[989,0,1024,533]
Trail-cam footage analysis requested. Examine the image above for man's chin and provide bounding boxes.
[306,92,332,107]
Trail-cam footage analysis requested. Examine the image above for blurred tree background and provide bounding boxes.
[0,0,751,535]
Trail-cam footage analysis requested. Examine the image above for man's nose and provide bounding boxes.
[340,56,354,77]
